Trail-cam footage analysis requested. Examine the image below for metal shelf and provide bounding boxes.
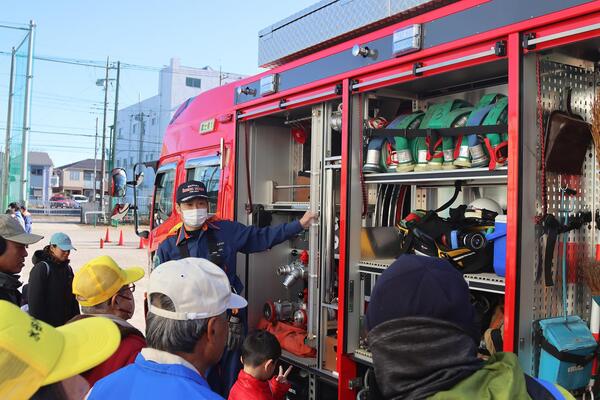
[281,350,318,368]
[357,259,395,273]
[363,166,508,186]
[358,259,505,294]
[281,351,341,384]
[263,202,310,212]
[463,272,506,294]
[353,348,373,366]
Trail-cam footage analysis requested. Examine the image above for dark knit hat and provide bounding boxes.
[365,254,480,342]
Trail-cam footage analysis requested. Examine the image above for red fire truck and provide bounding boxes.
[115,1,600,398]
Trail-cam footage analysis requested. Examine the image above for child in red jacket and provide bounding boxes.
[229,330,292,400]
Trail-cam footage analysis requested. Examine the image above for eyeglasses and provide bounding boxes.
[117,283,135,296]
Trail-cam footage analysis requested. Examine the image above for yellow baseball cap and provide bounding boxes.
[73,255,145,307]
[0,300,119,399]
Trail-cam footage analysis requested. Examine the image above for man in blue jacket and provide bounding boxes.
[156,180,315,395]
[88,257,248,400]
[156,180,315,295]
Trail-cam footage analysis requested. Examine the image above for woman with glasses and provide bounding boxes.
[27,232,80,326]
[70,255,146,386]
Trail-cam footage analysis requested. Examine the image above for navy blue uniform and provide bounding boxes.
[156,219,303,293]
[155,218,304,397]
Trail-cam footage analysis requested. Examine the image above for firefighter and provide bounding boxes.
[155,180,316,396]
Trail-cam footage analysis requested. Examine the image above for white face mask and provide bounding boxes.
[182,208,208,228]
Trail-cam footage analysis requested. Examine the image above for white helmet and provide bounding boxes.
[467,198,503,216]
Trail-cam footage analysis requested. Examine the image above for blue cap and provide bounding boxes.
[50,232,76,251]
[365,255,479,342]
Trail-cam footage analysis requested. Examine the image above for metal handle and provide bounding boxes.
[219,137,224,170]
[322,168,334,295]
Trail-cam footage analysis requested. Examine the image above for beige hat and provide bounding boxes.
[148,258,247,320]
[0,215,43,245]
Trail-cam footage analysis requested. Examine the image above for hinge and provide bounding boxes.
[413,62,423,76]
[348,377,362,390]
[334,83,343,95]
[494,40,507,57]
[523,33,536,50]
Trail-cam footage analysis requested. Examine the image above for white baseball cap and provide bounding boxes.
[148,258,247,320]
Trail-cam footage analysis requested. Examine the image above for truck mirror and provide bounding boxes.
[111,168,127,198]
[135,172,144,187]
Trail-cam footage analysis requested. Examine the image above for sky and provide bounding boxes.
[0,0,316,167]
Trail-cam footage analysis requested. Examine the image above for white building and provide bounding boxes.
[114,58,245,212]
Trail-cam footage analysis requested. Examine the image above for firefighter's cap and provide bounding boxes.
[73,255,145,307]
[176,180,208,203]
[0,300,119,399]
[148,258,247,320]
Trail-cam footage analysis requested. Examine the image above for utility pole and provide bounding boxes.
[109,61,120,207]
[218,64,229,86]
[135,111,147,165]
[111,61,120,172]
[2,48,16,210]
[100,56,109,209]
[2,47,17,210]
[93,117,98,204]
[20,20,35,206]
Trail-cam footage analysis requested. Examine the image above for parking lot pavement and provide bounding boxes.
[22,217,150,332]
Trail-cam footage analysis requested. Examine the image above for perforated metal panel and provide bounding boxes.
[532,58,596,324]
[517,55,599,375]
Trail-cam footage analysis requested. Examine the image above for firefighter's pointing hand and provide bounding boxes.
[299,210,317,229]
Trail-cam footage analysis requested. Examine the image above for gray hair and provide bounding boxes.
[146,293,208,353]
[80,299,111,315]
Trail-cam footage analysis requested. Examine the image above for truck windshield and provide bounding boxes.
[186,164,220,214]
[152,168,176,228]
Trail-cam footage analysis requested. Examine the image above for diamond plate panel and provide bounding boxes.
[258,0,455,67]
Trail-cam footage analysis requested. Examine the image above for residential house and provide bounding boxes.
[55,159,108,200]
[0,151,56,203]
[28,151,55,202]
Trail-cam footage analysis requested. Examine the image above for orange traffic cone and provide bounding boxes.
[138,237,145,249]
[100,238,104,249]
[118,230,124,246]
[104,228,111,243]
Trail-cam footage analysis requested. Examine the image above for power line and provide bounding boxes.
[0,127,164,146]
[0,23,29,31]
[0,83,105,104]
[30,130,163,145]
[0,121,97,133]
[31,144,95,150]
[0,51,247,78]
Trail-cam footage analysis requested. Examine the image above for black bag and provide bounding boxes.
[544,88,592,175]
[398,208,495,274]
